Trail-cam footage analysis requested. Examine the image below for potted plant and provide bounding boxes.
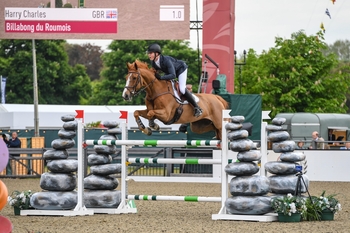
[271,193,307,222]
[7,190,34,215]
[314,191,342,220]
[302,196,321,221]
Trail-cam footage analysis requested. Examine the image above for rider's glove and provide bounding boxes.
[155,73,162,79]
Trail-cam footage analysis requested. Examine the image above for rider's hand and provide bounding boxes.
[155,73,162,79]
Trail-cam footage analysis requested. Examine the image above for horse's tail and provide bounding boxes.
[215,95,229,109]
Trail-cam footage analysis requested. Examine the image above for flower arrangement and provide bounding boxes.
[271,193,307,216]
[314,191,341,213]
[8,190,33,210]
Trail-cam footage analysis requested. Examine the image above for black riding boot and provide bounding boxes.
[183,89,203,117]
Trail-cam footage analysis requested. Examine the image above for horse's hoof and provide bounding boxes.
[143,127,152,136]
[150,124,160,131]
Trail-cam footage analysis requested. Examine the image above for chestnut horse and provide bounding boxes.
[122,60,229,140]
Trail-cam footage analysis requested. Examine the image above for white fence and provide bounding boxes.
[267,150,350,182]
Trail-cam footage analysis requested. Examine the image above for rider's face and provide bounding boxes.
[148,52,157,61]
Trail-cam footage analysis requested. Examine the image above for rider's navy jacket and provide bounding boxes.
[151,55,188,80]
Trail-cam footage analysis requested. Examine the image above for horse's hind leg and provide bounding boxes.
[211,112,224,140]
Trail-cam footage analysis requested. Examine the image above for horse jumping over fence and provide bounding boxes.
[122,60,228,140]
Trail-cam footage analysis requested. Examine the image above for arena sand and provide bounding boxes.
[1,179,350,233]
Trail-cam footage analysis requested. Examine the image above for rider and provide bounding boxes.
[146,43,203,117]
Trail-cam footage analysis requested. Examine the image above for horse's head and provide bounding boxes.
[122,60,156,101]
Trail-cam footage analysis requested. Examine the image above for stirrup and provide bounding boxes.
[194,107,203,117]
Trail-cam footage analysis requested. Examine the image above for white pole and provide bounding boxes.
[260,122,268,176]
[32,39,39,137]
[119,122,127,209]
[220,110,230,212]
[74,119,85,211]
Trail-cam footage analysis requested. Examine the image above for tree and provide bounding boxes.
[325,39,350,61]
[324,40,350,112]
[88,40,200,105]
[237,30,350,118]
[63,3,73,8]
[0,39,92,104]
[65,64,92,105]
[65,43,103,81]
[46,0,63,8]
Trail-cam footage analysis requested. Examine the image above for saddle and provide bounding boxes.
[163,80,198,125]
[169,80,199,104]
[172,81,185,101]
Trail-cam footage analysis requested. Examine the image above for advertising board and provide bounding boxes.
[0,0,189,40]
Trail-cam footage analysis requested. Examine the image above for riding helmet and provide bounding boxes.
[147,43,162,54]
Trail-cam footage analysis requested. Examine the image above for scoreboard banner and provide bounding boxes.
[5,8,118,33]
[0,0,189,40]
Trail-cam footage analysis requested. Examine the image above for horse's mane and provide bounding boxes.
[136,60,156,76]
[127,60,155,75]
[134,60,148,69]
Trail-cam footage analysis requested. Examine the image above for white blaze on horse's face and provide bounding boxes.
[122,73,132,100]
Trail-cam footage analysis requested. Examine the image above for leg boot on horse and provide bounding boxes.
[183,89,203,117]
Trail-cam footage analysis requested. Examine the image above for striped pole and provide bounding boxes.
[84,139,220,147]
[127,158,233,165]
[128,195,221,202]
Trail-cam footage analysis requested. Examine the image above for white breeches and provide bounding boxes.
[178,69,187,94]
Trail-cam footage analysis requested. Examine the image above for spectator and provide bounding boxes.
[2,132,21,175]
[328,129,336,145]
[296,141,305,149]
[340,142,350,150]
[318,137,330,149]
[308,131,325,149]
[308,131,317,149]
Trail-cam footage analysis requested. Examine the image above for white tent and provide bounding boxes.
[0,104,180,130]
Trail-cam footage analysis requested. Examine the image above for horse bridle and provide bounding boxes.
[124,69,157,97]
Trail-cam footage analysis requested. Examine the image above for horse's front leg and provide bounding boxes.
[149,118,160,131]
[144,100,160,131]
[147,109,170,125]
[134,109,153,136]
